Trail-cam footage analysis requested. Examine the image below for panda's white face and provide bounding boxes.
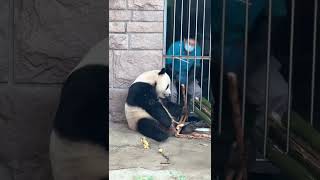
[156,73,171,99]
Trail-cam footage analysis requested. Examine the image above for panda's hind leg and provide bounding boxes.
[137,118,169,142]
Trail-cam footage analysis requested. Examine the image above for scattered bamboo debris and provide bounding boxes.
[141,137,150,149]
[174,84,211,140]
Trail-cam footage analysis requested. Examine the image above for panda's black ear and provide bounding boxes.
[159,68,166,75]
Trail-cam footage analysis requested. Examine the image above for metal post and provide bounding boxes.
[162,0,168,67]
[310,0,318,126]
[218,0,226,135]
[241,0,249,130]
[208,24,212,102]
[286,0,295,154]
[186,0,192,107]
[200,0,207,110]
[170,0,177,102]
[263,0,272,159]
[192,0,200,112]
[178,0,184,105]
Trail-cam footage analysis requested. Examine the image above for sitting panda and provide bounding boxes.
[49,38,108,180]
[125,69,184,142]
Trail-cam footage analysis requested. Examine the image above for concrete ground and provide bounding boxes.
[109,122,211,180]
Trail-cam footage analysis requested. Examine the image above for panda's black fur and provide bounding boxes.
[53,64,107,148]
[50,39,108,180]
[126,84,179,141]
[125,69,184,142]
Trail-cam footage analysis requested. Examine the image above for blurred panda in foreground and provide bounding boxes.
[49,38,108,180]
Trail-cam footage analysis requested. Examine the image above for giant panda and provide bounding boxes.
[125,69,184,142]
[49,38,108,180]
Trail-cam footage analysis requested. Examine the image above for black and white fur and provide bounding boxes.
[49,39,108,180]
[125,68,183,142]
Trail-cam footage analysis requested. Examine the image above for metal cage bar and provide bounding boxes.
[310,0,318,126]
[241,0,249,131]
[163,0,212,112]
[263,0,273,159]
[185,0,192,107]
[178,0,184,105]
[200,0,207,110]
[171,0,177,101]
[286,0,295,154]
[192,0,200,111]
[218,0,226,135]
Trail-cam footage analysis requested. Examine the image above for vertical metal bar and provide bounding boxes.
[241,0,249,130]
[9,0,14,85]
[310,0,318,126]
[208,24,212,102]
[200,60,204,110]
[186,0,192,107]
[179,0,184,105]
[193,0,199,112]
[263,0,272,159]
[286,0,295,154]
[171,0,177,102]
[218,0,226,134]
[163,0,168,67]
[201,0,207,110]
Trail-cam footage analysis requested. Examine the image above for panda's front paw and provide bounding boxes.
[168,124,177,136]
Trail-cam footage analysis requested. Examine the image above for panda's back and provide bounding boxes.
[125,79,158,130]
[53,64,107,148]
[125,103,153,130]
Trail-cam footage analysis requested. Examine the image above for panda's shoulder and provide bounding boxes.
[127,82,157,106]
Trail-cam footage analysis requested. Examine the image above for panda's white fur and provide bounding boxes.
[49,38,108,180]
[124,69,182,141]
[132,70,171,99]
[125,69,171,130]
[125,104,153,131]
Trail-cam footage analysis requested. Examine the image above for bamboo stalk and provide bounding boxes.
[255,130,317,180]
[194,98,211,117]
[288,112,320,153]
[194,106,211,125]
[268,119,320,178]
[201,97,212,109]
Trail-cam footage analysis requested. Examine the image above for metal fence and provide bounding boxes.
[213,0,319,173]
[164,0,319,175]
[162,0,212,112]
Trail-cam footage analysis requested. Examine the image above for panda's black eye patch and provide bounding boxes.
[166,85,169,90]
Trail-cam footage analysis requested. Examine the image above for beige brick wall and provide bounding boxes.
[109,0,165,122]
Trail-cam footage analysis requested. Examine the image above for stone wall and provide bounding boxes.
[109,0,165,122]
[0,0,106,179]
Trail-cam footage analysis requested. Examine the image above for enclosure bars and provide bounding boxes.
[162,0,212,113]
[241,0,249,133]
[218,0,226,135]
[163,0,168,66]
[286,0,295,154]
[200,0,207,111]
[171,0,177,100]
[185,0,192,108]
[178,0,184,105]
[311,0,318,127]
[193,0,200,112]
[261,0,272,160]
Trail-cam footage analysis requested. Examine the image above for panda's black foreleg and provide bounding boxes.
[137,118,169,142]
[147,101,173,128]
[161,98,183,119]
